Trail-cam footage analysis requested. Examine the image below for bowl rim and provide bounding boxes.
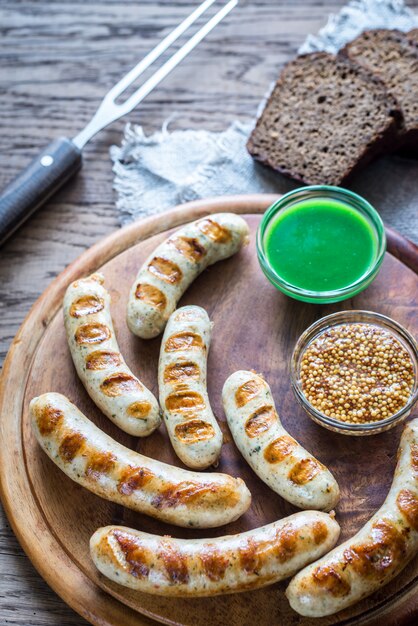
[290,310,418,434]
[256,185,387,300]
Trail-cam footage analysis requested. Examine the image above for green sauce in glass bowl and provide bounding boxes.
[257,186,386,304]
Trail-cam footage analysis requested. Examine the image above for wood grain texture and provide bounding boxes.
[1,196,418,626]
[1,1,418,624]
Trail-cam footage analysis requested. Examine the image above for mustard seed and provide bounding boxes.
[300,323,414,424]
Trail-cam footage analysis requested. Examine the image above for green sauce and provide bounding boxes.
[264,198,377,292]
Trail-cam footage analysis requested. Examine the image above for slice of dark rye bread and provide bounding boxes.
[247,52,402,186]
[342,29,418,153]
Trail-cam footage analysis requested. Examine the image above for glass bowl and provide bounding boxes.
[256,185,386,304]
[290,310,418,436]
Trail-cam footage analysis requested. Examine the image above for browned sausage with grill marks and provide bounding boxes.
[30,393,251,529]
[64,273,161,436]
[158,306,223,469]
[286,418,418,617]
[90,510,340,596]
[127,213,250,339]
[223,371,340,511]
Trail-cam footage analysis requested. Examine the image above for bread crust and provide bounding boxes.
[341,29,418,155]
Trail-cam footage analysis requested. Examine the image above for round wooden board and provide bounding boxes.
[1,194,418,626]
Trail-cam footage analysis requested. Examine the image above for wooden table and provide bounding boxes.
[1,1,417,624]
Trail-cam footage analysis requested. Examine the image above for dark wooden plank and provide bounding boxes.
[1,2,418,625]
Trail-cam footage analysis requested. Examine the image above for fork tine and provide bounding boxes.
[118,0,238,117]
[107,0,220,101]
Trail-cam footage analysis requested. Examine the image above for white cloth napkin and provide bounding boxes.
[111,0,418,226]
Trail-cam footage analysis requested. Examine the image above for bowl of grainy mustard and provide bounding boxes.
[291,311,418,435]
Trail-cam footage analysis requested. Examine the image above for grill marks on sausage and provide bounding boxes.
[151,480,237,510]
[165,390,205,414]
[127,401,153,420]
[86,451,116,479]
[411,443,418,477]
[170,236,206,263]
[397,489,418,531]
[117,466,154,496]
[152,481,215,508]
[239,524,299,574]
[36,405,64,435]
[343,519,407,580]
[159,541,189,584]
[274,524,299,563]
[235,378,264,407]
[75,323,111,344]
[165,332,204,352]
[70,295,104,318]
[86,350,122,370]
[312,564,351,597]
[164,361,200,384]
[135,283,167,311]
[68,281,159,433]
[162,313,215,459]
[113,531,150,579]
[100,373,143,397]
[312,521,329,545]
[239,537,261,573]
[103,518,328,589]
[245,405,276,438]
[311,517,412,599]
[200,546,230,581]
[264,435,297,463]
[148,257,182,284]
[97,534,124,570]
[240,534,271,574]
[59,432,86,462]
[175,420,215,444]
[288,458,323,485]
[197,218,232,243]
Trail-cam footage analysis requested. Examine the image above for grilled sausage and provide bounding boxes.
[30,393,251,528]
[222,371,340,511]
[286,418,418,617]
[158,306,223,469]
[63,273,161,437]
[90,511,340,596]
[127,213,250,339]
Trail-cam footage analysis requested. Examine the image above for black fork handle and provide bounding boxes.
[0,137,82,247]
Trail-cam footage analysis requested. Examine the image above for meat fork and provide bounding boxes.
[0,0,238,246]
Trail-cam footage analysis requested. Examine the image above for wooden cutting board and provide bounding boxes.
[1,194,418,626]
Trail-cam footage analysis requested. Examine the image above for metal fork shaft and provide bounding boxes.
[73,0,235,148]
